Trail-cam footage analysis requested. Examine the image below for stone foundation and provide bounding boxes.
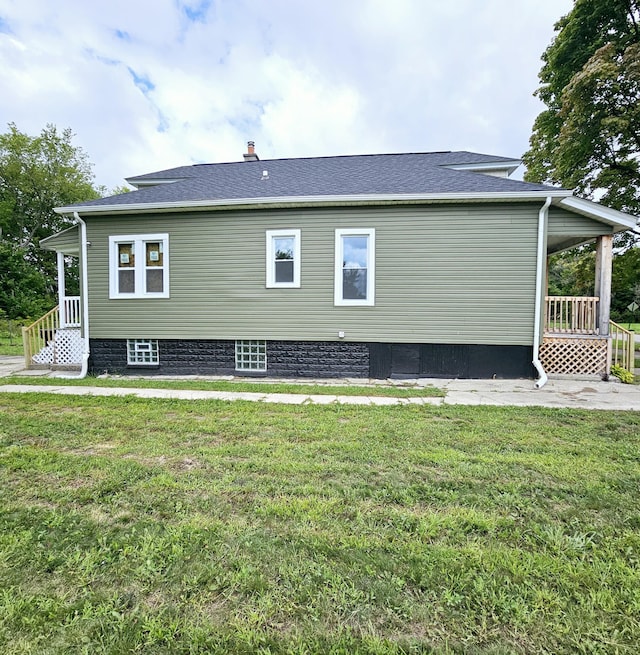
[89,339,369,378]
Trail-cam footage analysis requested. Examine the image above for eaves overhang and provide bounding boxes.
[39,224,80,254]
[558,196,638,232]
[55,190,572,217]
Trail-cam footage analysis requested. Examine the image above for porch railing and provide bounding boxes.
[22,297,81,367]
[545,296,599,335]
[22,305,60,367]
[61,296,81,327]
[610,321,635,374]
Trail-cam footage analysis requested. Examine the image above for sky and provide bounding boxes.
[0,0,574,191]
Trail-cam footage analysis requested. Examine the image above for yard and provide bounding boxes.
[1,394,639,654]
[0,317,26,356]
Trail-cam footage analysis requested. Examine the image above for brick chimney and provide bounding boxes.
[243,140,259,162]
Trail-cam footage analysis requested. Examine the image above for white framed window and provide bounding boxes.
[127,339,159,365]
[334,228,375,306]
[266,229,301,288]
[235,340,267,371]
[109,234,169,299]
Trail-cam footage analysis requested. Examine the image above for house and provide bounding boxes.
[28,143,638,384]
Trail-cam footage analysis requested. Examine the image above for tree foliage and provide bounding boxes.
[0,123,100,319]
[524,0,640,219]
[548,246,640,320]
[526,1,640,312]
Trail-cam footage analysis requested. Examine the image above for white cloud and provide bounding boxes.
[0,0,573,190]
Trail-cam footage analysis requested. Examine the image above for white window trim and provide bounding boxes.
[334,228,375,306]
[109,233,170,299]
[266,229,301,288]
[127,339,159,366]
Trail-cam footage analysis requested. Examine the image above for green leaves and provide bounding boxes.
[0,123,100,319]
[524,0,640,220]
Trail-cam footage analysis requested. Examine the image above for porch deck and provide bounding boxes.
[22,296,84,368]
[541,296,634,377]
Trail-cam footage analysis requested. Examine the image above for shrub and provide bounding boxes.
[611,364,634,384]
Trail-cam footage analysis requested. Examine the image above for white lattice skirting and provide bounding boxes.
[32,329,85,365]
[540,336,608,376]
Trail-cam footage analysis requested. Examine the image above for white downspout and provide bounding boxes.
[533,196,552,389]
[59,211,90,379]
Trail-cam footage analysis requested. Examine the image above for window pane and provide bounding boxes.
[343,269,367,300]
[273,237,294,259]
[274,237,294,260]
[275,260,294,283]
[119,270,135,293]
[118,243,135,268]
[342,236,368,268]
[146,242,163,267]
[146,269,164,293]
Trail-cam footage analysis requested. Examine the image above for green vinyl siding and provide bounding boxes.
[39,225,80,254]
[548,207,613,237]
[547,207,613,253]
[85,203,539,345]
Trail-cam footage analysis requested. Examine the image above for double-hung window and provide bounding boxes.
[109,234,169,299]
[266,229,301,288]
[334,228,375,306]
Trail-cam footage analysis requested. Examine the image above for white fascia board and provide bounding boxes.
[558,196,638,231]
[54,190,572,216]
[444,160,522,175]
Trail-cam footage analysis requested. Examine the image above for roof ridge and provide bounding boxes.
[189,150,514,167]
[128,150,519,181]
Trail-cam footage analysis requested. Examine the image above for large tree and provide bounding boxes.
[524,0,640,219]
[0,123,100,319]
[524,0,640,314]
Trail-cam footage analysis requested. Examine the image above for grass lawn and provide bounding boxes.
[616,323,639,332]
[0,327,24,356]
[0,316,34,356]
[1,395,639,653]
[0,375,444,399]
[0,339,22,356]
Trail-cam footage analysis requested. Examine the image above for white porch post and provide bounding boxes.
[594,234,613,337]
[56,252,67,328]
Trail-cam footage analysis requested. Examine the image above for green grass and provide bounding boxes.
[616,322,639,332]
[0,339,22,356]
[1,394,639,653]
[0,320,25,356]
[0,375,444,398]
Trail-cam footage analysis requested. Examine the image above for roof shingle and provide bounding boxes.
[71,150,560,209]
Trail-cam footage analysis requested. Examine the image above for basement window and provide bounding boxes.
[235,340,267,371]
[127,339,159,366]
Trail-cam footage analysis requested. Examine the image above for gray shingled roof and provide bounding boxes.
[71,151,559,209]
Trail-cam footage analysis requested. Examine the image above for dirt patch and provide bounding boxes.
[119,453,204,471]
[121,453,168,466]
[66,443,117,456]
[177,457,201,470]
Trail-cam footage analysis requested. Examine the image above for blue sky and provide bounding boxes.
[0,0,573,190]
